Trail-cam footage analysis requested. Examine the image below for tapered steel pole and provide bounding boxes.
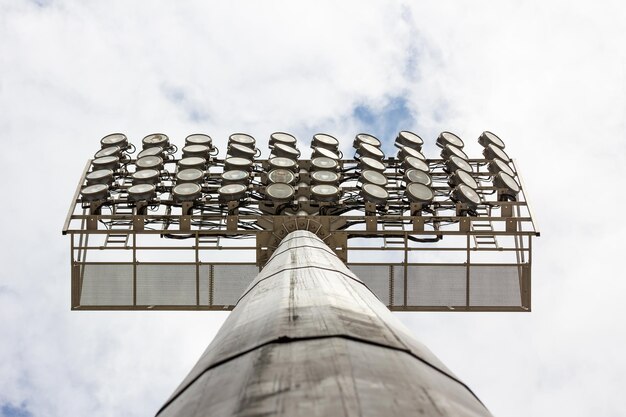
[157,230,492,417]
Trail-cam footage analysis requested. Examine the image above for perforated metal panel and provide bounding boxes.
[80,264,133,306]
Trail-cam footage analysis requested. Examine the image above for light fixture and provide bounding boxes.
[396,131,423,150]
[401,156,429,172]
[92,156,120,170]
[441,144,469,160]
[311,184,342,202]
[137,147,164,159]
[185,134,213,147]
[478,131,505,149]
[128,184,156,202]
[451,184,481,210]
[405,183,434,204]
[94,146,121,159]
[132,168,160,184]
[178,157,206,170]
[265,183,295,202]
[100,133,128,149]
[359,156,385,172]
[86,169,113,185]
[449,169,478,189]
[224,156,253,171]
[488,158,515,177]
[311,147,341,160]
[436,131,464,149]
[81,184,109,202]
[142,133,169,149]
[268,157,297,171]
[272,143,300,159]
[176,168,204,184]
[361,183,388,204]
[359,169,387,186]
[312,133,339,150]
[493,172,520,200]
[356,143,385,160]
[404,169,432,186]
[445,155,472,174]
[182,144,211,159]
[218,183,247,203]
[310,156,338,171]
[269,132,297,147]
[353,133,381,149]
[221,170,250,185]
[136,155,164,171]
[172,183,202,202]
[227,143,256,159]
[229,133,256,149]
[310,170,340,185]
[267,169,296,184]
[483,144,511,162]
[397,146,425,160]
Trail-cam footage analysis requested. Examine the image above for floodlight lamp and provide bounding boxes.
[94,146,121,159]
[451,184,481,210]
[478,131,505,149]
[176,168,204,184]
[218,183,247,203]
[402,156,429,173]
[441,144,469,161]
[436,131,464,149]
[310,156,338,171]
[361,183,388,204]
[395,131,423,150]
[483,144,511,162]
[221,170,250,185]
[265,183,295,203]
[312,147,341,160]
[227,143,256,159]
[81,184,109,202]
[359,169,387,187]
[178,157,206,171]
[269,132,297,147]
[310,170,340,185]
[224,156,253,171]
[128,183,156,202]
[267,169,296,185]
[173,182,202,202]
[404,169,432,186]
[229,133,256,149]
[397,146,425,161]
[449,169,478,190]
[312,133,339,150]
[142,133,169,149]
[268,157,297,171]
[136,155,164,171]
[137,147,164,159]
[100,133,128,149]
[185,134,212,148]
[86,169,113,185]
[132,168,160,184]
[405,182,434,204]
[493,171,520,200]
[272,143,300,159]
[92,156,120,171]
[353,133,381,149]
[359,156,385,172]
[182,144,211,159]
[488,158,515,177]
[445,155,472,174]
[311,184,341,202]
[356,143,385,160]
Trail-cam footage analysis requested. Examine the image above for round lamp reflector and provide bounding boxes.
[136,155,163,171]
[268,157,297,171]
[128,184,156,202]
[86,169,113,185]
[402,156,429,172]
[100,133,127,149]
[436,131,464,149]
[494,172,520,197]
[218,183,247,202]
[441,144,469,160]
[173,183,202,202]
[360,156,385,172]
[269,132,297,147]
[483,144,510,162]
[396,131,423,150]
[137,147,164,159]
[451,184,481,209]
[95,146,121,159]
[357,142,385,160]
[229,133,256,149]
[311,170,340,184]
[185,134,212,147]
[224,157,253,171]
[176,168,204,184]
[359,169,387,186]
[221,170,250,185]
[182,144,211,159]
[404,169,432,186]
[361,183,388,204]
[310,157,338,171]
[397,146,425,161]
[488,158,515,177]
[311,184,341,202]
[272,143,300,159]
[312,133,339,150]
[406,183,434,203]
[478,131,505,149]
[227,143,256,159]
[445,155,472,173]
[142,133,169,149]
[353,133,381,148]
[268,169,296,184]
[92,156,119,170]
[265,183,295,202]
[312,147,340,160]
[81,184,109,202]
[132,168,160,184]
[178,157,206,170]
[450,169,478,189]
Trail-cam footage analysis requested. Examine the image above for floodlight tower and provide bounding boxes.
[63,130,539,416]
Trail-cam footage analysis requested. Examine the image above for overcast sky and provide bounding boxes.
[1,1,625,416]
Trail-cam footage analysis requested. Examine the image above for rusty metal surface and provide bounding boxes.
[157,231,492,417]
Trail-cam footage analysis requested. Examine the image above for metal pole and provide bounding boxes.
[156,230,492,417]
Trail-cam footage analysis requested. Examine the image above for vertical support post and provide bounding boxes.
[466,233,471,309]
[132,233,137,306]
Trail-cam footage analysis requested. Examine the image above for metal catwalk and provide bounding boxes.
[157,230,492,417]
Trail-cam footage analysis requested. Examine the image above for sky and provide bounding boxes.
[1,0,625,416]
